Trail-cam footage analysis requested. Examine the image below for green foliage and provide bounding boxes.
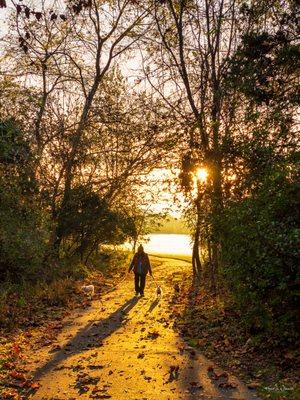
[0,120,50,281]
[57,185,136,260]
[219,165,299,337]
[0,119,30,165]
[227,9,299,107]
[217,1,300,342]
[0,184,49,280]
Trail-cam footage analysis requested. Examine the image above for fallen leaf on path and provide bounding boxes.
[214,371,229,380]
[50,344,61,352]
[219,381,237,389]
[170,365,179,373]
[40,338,53,346]
[88,364,104,370]
[197,338,207,346]
[147,331,160,339]
[30,381,40,390]
[12,344,21,356]
[72,364,84,371]
[3,361,16,370]
[9,371,26,380]
[1,388,20,399]
[247,381,261,389]
[188,382,203,392]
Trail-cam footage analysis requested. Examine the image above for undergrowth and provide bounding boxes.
[0,249,130,331]
[168,271,299,400]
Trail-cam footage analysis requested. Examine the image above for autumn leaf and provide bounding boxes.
[12,343,21,355]
[147,330,159,339]
[3,361,16,370]
[218,381,237,389]
[30,381,40,390]
[215,371,229,380]
[247,381,261,389]
[10,370,26,380]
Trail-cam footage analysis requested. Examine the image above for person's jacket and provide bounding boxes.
[128,252,152,275]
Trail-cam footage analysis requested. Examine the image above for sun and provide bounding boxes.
[196,167,208,183]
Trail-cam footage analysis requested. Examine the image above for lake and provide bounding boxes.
[124,233,192,257]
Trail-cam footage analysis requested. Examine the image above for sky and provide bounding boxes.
[0,1,66,35]
[142,168,189,217]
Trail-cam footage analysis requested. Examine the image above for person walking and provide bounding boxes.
[128,244,152,297]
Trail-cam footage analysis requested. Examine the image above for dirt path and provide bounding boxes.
[27,257,259,400]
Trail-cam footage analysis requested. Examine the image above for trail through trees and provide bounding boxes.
[25,258,259,400]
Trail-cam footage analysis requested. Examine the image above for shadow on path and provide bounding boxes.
[175,280,259,400]
[146,297,161,314]
[33,296,139,380]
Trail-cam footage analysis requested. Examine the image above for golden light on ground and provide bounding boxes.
[196,167,208,183]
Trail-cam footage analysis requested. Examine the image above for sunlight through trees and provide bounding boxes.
[195,167,208,184]
[0,1,299,397]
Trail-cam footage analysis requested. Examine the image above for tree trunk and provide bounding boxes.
[132,237,137,253]
[192,196,202,279]
[210,156,223,293]
[192,234,201,278]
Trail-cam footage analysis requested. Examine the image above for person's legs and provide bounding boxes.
[140,274,146,296]
[134,273,140,295]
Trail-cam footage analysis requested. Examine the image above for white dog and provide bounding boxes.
[81,284,95,299]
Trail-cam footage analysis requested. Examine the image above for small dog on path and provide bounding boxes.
[81,284,104,305]
[81,284,95,299]
[156,285,163,297]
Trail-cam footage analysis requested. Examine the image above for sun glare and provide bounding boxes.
[196,167,208,183]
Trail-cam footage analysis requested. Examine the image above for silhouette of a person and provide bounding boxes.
[128,244,152,297]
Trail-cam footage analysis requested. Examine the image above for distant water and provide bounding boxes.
[124,233,192,256]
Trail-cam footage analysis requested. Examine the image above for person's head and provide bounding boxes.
[137,244,144,254]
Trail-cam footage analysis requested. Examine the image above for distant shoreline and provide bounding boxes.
[149,253,192,263]
[148,215,191,235]
[148,231,191,235]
